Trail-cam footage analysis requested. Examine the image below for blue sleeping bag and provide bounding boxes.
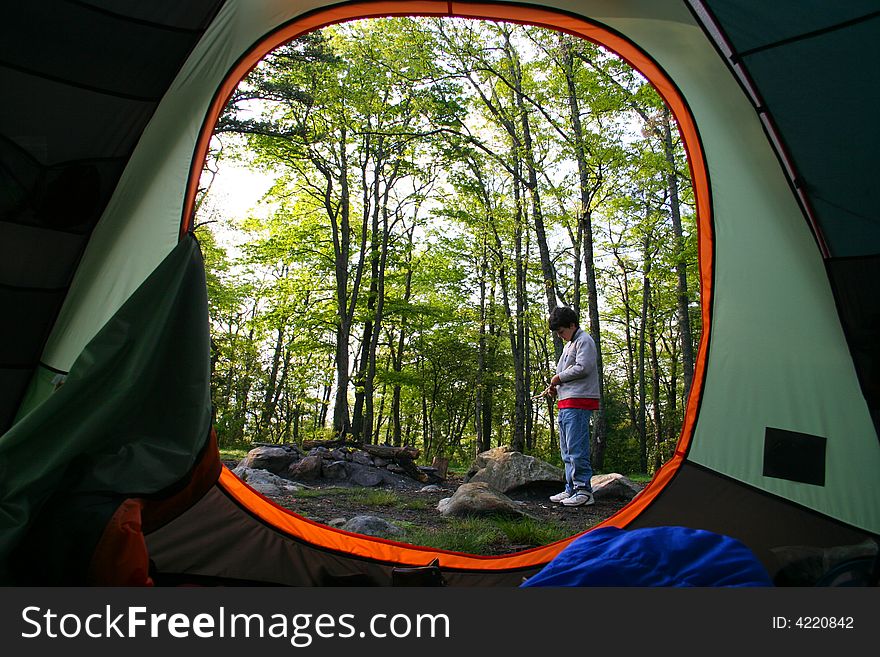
[521,526,773,587]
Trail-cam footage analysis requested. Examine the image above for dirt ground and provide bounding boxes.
[227,463,636,554]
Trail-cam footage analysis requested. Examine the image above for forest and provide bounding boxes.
[195,17,701,476]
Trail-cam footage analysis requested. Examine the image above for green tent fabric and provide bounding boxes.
[0,235,213,583]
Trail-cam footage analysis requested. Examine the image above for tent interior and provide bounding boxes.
[0,0,878,586]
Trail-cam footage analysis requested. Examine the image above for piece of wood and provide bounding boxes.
[397,459,429,483]
[301,438,361,450]
[361,444,420,460]
[430,456,449,479]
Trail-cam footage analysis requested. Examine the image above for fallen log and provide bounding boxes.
[361,444,420,460]
[301,440,420,460]
[362,445,425,482]
[301,438,361,450]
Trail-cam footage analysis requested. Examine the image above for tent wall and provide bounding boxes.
[0,236,216,584]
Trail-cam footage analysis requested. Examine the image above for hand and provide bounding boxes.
[532,384,556,400]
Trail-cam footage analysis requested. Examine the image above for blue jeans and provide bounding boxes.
[558,408,593,493]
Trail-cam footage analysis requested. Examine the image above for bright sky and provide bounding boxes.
[208,162,275,219]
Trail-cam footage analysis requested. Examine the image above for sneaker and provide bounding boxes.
[561,491,594,507]
[549,491,571,503]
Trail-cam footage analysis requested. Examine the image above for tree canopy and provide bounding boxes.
[196,17,700,475]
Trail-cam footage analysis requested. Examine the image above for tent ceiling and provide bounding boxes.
[690,1,880,258]
[0,0,226,432]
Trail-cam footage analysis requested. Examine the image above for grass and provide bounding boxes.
[284,486,427,509]
[355,489,402,507]
[404,517,506,554]
[219,446,250,462]
[403,515,569,554]
[492,516,571,546]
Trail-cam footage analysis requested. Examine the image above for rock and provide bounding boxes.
[386,463,405,474]
[591,473,642,501]
[466,446,564,493]
[373,457,389,468]
[235,468,304,497]
[437,482,528,518]
[351,450,373,466]
[308,446,330,457]
[288,455,323,481]
[238,446,298,474]
[340,515,404,538]
[322,460,348,480]
[347,462,384,487]
[327,517,348,528]
[329,448,346,461]
[419,484,443,493]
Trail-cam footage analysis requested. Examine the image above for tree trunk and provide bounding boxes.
[481,277,498,452]
[475,239,489,453]
[362,208,391,444]
[392,226,415,447]
[615,250,639,443]
[648,294,663,473]
[258,325,286,437]
[330,144,352,436]
[505,30,560,357]
[493,175,528,454]
[663,105,695,399]
[638,233,652,474]
[561,35,608,469]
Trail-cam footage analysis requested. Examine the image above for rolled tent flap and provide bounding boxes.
[0,234,215,584]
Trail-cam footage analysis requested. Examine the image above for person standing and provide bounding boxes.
[542,307,599,507]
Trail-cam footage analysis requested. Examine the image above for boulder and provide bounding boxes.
[437,482,527,518]
[340,515,404,538]
[347,462,385,487]
[288,455,323,481]
[234,467,304,497]
[351,450,373,466]
[322,460,348,480]
[591,473,642,501]
[466,446,564,493]
[238,446,298,474]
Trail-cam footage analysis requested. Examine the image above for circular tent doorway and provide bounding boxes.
[149,1,714,585]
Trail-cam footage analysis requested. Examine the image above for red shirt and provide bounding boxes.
[557,397,600,410]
